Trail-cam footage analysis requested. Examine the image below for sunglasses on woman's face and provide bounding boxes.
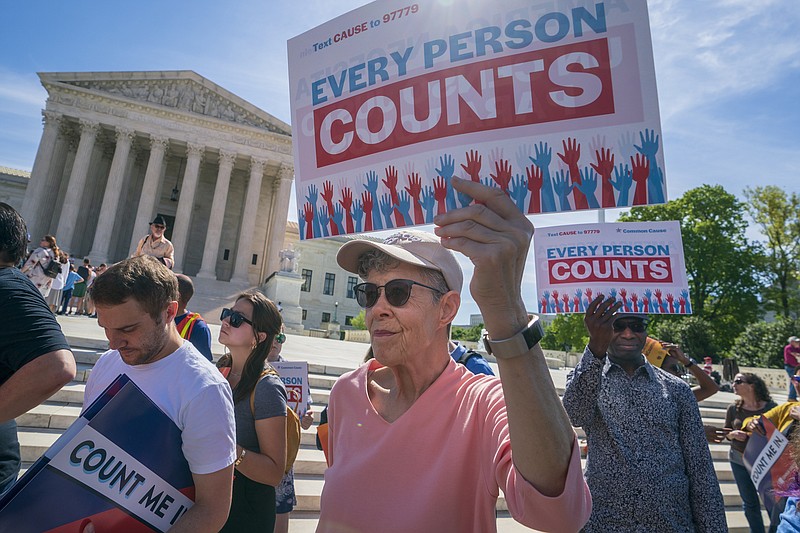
[276,332,286,344]
[220,308,253,328]
[354,279,443,308]
[733,378,748,385]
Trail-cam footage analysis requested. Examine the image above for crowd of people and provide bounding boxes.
[2,174,800,533]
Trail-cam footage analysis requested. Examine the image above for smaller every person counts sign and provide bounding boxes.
[533,221,691,315]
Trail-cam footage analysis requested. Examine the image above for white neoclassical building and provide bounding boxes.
[20,70,294,284]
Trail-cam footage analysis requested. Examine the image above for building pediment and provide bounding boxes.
[38,71,291,137]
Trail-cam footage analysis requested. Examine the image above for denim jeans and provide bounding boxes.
[731,459,766,533]
[786,365,797,401]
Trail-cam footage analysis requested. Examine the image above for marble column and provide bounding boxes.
[89,126,135,264]
[41,122,74,235]
[197,150,236,279]
[21,110,62,241]
[231,156,267,284]
[129,135,170,255]
[264,163,294,276]
[57,119,100,251]
[171,143,204,273]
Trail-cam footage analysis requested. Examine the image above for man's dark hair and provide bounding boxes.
[89,256,178,320]
[175,273,194,307]
[0,202,28,264]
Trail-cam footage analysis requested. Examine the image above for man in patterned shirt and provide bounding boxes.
[563,295,727,532]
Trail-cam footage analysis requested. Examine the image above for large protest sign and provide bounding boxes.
[288,0,667,239]
[0,375,193,532]
[533,221,690,314]
[271,361,310,415]
[744,417,798,516]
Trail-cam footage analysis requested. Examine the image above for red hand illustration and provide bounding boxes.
[361,191,373,232]
[678,296,686,314]
[666,293,675,314]
[321,180,337,235]
[405,172,424,224]
[630,154,650,205]
[303,202,314,239]
[558,138,587,209]
[562,293,571,312]
[526,164,542,214]
[591,148,616,208]
[383,165,399,204]
[461,150,482,182]
[339,187,354,234]
[433,177,448,215]
[490,159,512,193]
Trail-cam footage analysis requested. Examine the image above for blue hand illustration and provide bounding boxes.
[436,154,455,180]
[352,199,364,232]
[574,289,584,312]
[420,186,436,223]
[364,170,383,230]
[379,194,394,229]
[509,174,528,212]
[396,191,412,226]
[609,287,617,300]
[481,177,494,188]
[305,184,318,206]
[317,206,329,237]
[552,169,574,211]
[577,167,600,208]
[298,208,306,238]
[635,129,665,204]
[543,290,551,313]
[611,163,632,206]
[331,204,345,235]
[530,142,555,212]
[680,289,692,314]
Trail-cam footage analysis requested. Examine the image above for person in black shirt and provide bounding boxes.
[0,203,75,493]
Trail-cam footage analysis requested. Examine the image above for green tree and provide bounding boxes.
[619,184,763,351]
[540,314,588,352]
[350,309,366,330]
[451,324,483,342]
[729,317,800,368]
[649,316,722,362]
[743,185,800,318]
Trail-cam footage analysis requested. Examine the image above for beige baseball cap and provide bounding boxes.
[336,230,463,293]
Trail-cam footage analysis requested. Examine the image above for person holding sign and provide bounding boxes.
[563,300,726,532]
[724,373,776,533]
[85,256,236,533]
[319,177,591,532]
[217,292,288,533]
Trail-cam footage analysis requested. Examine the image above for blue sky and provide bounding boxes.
[1,0,798,322]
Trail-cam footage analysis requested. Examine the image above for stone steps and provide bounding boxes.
[12,347,763,532]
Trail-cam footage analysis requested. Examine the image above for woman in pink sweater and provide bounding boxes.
[317,178,591,533]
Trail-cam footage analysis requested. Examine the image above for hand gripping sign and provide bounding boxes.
[289,0,667,238]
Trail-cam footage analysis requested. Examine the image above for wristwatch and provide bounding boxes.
[483,316,544,360]
[685,358,697,368]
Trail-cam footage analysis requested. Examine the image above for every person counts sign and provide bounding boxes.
[288,0,667,239]
[533,221,690,315]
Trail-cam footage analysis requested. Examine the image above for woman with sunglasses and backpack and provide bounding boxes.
[217,291,288,533]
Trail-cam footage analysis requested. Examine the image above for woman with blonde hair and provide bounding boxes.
[20,234,59,296]
[217,291,287,532]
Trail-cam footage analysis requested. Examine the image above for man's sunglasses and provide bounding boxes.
[354,279,443,308]
[221,308,253,328]
[612,320,646,333]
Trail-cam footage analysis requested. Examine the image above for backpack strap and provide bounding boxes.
[176,312,202,339]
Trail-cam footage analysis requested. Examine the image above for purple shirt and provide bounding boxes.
[785,344,800,367]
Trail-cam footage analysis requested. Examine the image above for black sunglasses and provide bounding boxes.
[612,320,646,333]
[221,308,253,328]
[354,279,443,308]
[733,378,749,385]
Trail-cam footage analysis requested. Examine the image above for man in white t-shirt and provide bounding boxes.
[84,256,236,532]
